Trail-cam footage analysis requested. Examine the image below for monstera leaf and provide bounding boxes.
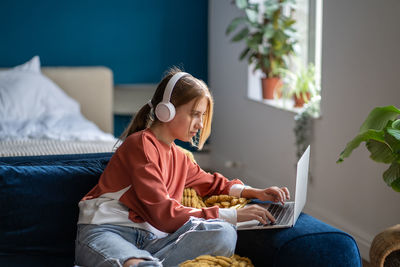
[337,106,400,192]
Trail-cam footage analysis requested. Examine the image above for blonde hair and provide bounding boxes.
[118,67,213,150]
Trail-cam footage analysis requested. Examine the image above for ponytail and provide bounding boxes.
[118,102,153,142]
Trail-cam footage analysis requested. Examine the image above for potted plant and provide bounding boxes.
[337,105,400,266]
[337,105,400,192]
[226,0,298,99]
[280,61,318,108]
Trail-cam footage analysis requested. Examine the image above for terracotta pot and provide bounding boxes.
[294,92,311,108]
[261,77,282,100]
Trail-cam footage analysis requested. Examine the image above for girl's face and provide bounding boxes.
[168,96,208,142]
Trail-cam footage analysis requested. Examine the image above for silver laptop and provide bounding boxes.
[237,145,310,230]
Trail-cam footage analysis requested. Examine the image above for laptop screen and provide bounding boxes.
[293,145,310,224]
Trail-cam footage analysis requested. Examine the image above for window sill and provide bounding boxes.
[247,95,322,119]
[247,95,305,114]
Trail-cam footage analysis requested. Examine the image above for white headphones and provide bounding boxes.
[155,72,189,122]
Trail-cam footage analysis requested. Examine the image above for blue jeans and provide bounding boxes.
[75,217,237,267]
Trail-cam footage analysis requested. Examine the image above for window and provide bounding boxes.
[247,0,323,114]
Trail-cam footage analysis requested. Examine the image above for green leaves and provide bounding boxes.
[337,129,385,163]
[284,18,296,28]
[239,47,250,61]
[360,106,400,132]
[245,9,259,24]
[263,0,280,17]
[337,105,400,192]
[391,177,400,192]
[235,0,248,9]
[387,127,400,140]
[246,32,262,50]
[226,0,297,78]
[366,140,395,163]
[226,17,247,35]
[383,162,400,192]
[392,119,400,129]
[231,27,249,42]
[263,24,275,40]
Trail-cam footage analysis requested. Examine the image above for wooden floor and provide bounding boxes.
[363,258,372,267]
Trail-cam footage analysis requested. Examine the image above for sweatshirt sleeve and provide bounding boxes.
[118,136,221,233]
[183,154,244,198]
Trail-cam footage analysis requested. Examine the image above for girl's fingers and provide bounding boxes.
[272,187,291,204]
[270,188,284,204]
[260,186,291,204]
[278,189,285,202]
[254,205,275,224]
[264,210,275,223]
[238,204,276,224]
[258,213,267,224]
[282,187,290,200]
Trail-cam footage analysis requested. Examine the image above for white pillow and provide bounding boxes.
[0,56,115,141]
[13,55,41,73]
[0,56,80,121]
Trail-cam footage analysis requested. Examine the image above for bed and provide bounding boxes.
[0,56,118,157]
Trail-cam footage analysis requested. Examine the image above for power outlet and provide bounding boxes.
[224,160,244,168]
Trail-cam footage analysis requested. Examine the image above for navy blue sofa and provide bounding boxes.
[0,153,362,267]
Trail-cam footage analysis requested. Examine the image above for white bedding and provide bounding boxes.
[0,139,116,157]
[0,113,115,141]
[0,56,117,156]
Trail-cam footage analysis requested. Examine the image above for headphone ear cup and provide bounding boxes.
[155,102,176,122]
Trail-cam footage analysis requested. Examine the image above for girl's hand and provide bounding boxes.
[236,204,275,224]
[256,186,290,204]
[242,187,290,205]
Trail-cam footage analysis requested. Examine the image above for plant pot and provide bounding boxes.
[370,224,400,267]
[294,92,311,108]
[261,77,282,100]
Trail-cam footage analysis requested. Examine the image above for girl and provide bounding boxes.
[75,67,290,267]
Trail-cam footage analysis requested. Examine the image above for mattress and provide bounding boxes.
[0,139,117,157]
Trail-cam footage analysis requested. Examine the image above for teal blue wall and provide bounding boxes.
[0,0,208,83]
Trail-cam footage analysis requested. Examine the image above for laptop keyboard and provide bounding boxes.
[258,203,294,226]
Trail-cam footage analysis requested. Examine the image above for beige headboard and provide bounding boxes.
[42,67,114,134]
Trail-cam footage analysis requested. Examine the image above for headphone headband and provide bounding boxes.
[162,72,189,103]
[154,72,189,122]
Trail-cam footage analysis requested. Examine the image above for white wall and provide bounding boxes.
[208,0,400,260]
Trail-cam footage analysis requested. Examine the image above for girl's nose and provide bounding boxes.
[196,118,203,129]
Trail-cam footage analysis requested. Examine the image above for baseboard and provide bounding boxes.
[304,203,373,261]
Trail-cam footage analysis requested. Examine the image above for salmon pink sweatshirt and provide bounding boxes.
[78,129,244,238]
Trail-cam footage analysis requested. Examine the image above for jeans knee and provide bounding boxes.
[200,221,237,256]
[218,222,237,250]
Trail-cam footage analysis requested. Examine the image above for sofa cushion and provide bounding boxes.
[0,152,113,166]
[0,154,110,256]
[0,254,72,267]
[235,213,362,267]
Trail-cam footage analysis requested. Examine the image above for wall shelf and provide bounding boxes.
[114,84,157,115]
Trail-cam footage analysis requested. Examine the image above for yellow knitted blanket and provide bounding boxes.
[179,254,254,267]
[181,188,250,209]
[178,146,254,267]
[178,146,250,209]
